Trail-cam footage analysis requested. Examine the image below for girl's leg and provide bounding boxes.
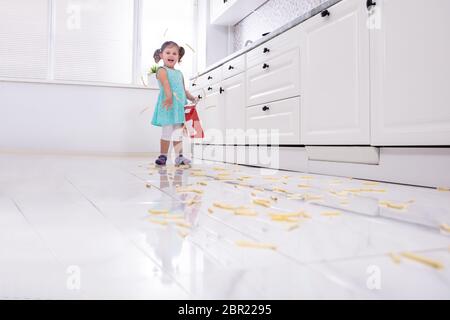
[156,126,173,166]
[172,124,184,155]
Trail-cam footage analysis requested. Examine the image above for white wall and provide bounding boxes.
[0,81,162,154]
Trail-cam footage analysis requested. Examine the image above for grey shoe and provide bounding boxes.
[175,155,191,167]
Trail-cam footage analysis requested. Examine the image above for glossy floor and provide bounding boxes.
[0,153,449,299]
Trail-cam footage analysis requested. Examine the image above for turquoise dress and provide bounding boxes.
[151,66,187,127]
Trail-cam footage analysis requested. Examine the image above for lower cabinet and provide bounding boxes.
[222,73,246,145]
[197,85,224,145]
[245,96,301,145]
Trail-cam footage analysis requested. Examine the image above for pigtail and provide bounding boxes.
[178,46,185,63]
[153,49,162,63]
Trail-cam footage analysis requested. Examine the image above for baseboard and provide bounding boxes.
[192,144,450,188]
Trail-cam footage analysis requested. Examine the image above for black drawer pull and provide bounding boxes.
[228,65,234,70]
[197,95,202,100]
[262,106,270,111]
[321,10,330,17]
[219,87,225,94]
[207,87,212,91]
[191,83,196,87]
[208,76,213,80]
[262,63,270,69]
[366,0,376,10]
[263,47,270,53]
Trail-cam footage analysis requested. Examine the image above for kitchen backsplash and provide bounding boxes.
[232,0,328,51]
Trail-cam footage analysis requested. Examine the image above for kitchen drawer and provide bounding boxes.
[246,48,300,107]
[203,67,223,86]
[222,54,246,79]
[246,25,301,69]
[245,96,301,145]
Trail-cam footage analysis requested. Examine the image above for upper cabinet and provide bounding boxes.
[299,0,370,145]
[210,0,267,26]
[370,0,450,146]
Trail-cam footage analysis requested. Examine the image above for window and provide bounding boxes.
[0,0,195,86]
[54,0,134,84]
[0,0,49,79]
[140,0,195,82]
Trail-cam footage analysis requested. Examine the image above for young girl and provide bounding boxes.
[151,41,198,167]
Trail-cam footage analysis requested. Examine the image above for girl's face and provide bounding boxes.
[160,45,179,68]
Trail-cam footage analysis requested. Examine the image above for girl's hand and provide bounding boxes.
[163,96,173,109]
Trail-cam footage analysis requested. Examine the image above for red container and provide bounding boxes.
[184,104,204,138]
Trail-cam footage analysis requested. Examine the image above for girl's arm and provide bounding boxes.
[182,76,198,103]
[157,68,173,109]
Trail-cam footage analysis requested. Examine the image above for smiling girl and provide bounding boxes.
[151,41,198,167]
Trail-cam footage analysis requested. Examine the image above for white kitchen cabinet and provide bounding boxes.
[299,0,370,145]
[246,48,300,107]
[246,96,301,145]
[210,0,267,26]
[221,73,246,145]
[370,0,450,145]
[197,85,224,145]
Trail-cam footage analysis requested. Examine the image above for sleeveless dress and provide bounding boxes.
[151,66,187,127]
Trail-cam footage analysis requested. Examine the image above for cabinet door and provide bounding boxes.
[299,0,370,145]
[222,73,246,144]
[246,48,300,107]
[371,0,450,145]
[198,86,223,145]
[246,97,301,145]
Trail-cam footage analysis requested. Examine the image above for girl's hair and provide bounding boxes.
[153,41,185,64]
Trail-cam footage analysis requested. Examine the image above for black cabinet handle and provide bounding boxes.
[228,65,234,70]
[262,63,270,69]
[262,106,270,111]
[321,10,330,17]
[219,87,225,94]
[191,83,196,87]
[366,0,376,10]
[263,47,270,53]
[207,87,212,91]
[197,95,202,100]
[208,76,213,80]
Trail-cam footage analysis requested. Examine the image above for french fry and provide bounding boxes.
[178,230,189,238]
[270,216,299,223]
[253,198,271,208]
[234,208,258,216]
[235,240,277,250]
[148,219,169,226]
[379,200,407,210]
[208,208,214,214]
[440,223,450,233]
[400,252,444,269]
[197,181,208,186]
[273,187,289,193]
[363,181,379,186]
[176,221,192,229]
[176,187,204,194]
[304,194,323,201]
[148,209,170,215]
[268,212,303,218]
[297,184,311,189]
[287,224,300,231]
[213,202,236,211]
[321,211,342,217]
[437,187,450,192]
[388,252,402,264]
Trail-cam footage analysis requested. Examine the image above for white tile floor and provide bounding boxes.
[0,153,449,299]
